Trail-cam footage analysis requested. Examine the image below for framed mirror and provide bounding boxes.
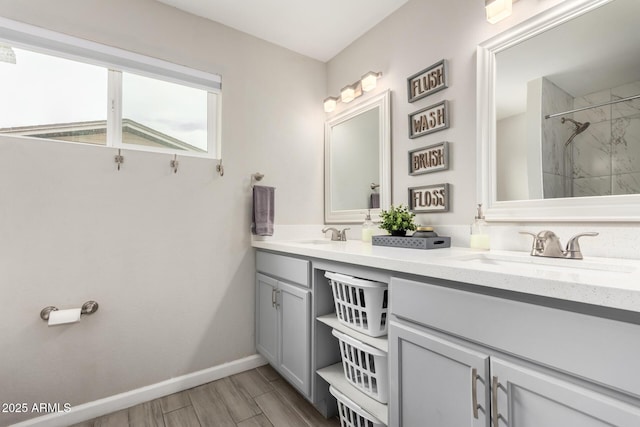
[324,90,391,223]
[477,0,640,222]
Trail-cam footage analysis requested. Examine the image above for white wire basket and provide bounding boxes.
[329,385,385,427]
[332,329,389,403]
[325,272,388,337]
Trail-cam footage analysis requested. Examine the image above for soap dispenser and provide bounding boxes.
[361,210,376,243]
[470,204,490,250]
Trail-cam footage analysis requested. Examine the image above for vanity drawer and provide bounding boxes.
[256,251,310,287]
[391,277,640,398]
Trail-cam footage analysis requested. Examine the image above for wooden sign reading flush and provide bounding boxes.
[407,59,448,103]
[408,183,450,213]
[409,142,449,175]
[408,100,449,139]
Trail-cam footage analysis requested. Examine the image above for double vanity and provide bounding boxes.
[253,238,640,426]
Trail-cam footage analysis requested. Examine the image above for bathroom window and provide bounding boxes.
[0,18,222,159]
[0,48,108,145]
[121,72,209,153]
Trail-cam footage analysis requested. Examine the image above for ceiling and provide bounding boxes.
[156,0,409,62]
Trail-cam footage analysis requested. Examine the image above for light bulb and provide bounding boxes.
[323,97,338,113]
[485,0,512,24]
[361,72,380,92]
[340,85,356,103]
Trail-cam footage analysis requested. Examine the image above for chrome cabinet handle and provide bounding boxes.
[471,368,479,419]
[492,376,500,426]
[271,288,276,308]
[275,290,280,309]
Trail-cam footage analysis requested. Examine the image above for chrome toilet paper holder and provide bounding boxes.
[40,301,99,321]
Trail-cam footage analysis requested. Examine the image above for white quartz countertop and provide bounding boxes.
[252,239,640,314]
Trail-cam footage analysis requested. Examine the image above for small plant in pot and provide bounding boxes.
[379,204,417,236]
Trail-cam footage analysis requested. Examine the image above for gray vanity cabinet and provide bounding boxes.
[256,274,279,365]
[491,357,640,427]
[389,321,490,427]
[277,280,311,394]
[389,277,640,427]
[390,319,640,427]
[255,251,311,398]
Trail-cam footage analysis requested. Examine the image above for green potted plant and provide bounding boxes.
[379,204,417,236]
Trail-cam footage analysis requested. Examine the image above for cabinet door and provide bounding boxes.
[256,273,278,366]
[278,280,311,397]
[491,358,640,427]
[389,320,490,427]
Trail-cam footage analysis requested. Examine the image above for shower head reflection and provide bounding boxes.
[561,117,590,147]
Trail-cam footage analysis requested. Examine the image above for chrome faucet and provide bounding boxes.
[322,227,350,241]
[519,230,598,260]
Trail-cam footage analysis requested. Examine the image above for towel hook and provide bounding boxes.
[170,154,179,174]
[251,172,264,187]
[114,149,124,171]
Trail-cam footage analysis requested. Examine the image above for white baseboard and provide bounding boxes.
[11,354,268,427]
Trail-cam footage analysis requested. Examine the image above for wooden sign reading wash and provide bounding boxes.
[408,183,450,213]
[408,100,449,139]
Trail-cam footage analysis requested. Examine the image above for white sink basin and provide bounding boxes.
[293,239,339,245]
[447,252,636,275]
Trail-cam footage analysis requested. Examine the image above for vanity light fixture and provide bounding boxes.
[340,84,357,103]
[485,0,512,24]
[361,71,382,92]
[324,71,382,113]
[323,96,339,113]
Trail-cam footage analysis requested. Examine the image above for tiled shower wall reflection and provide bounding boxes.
[541,79,573,199]
[542,79,640,198]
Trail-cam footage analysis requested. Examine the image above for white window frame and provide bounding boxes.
[0,17,222,160]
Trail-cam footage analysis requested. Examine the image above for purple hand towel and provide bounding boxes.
[252,185,275,236]
[370,192,380,209]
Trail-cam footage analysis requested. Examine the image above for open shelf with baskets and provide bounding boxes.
[332,328,389,403]
[317,363,388,425]
[315,268,390,426]
[325,271,389,338]
[317,314,388,353]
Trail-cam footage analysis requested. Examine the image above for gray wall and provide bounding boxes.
[0,0,324,425]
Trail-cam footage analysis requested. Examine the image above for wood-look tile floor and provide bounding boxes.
[69,365,340,427]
